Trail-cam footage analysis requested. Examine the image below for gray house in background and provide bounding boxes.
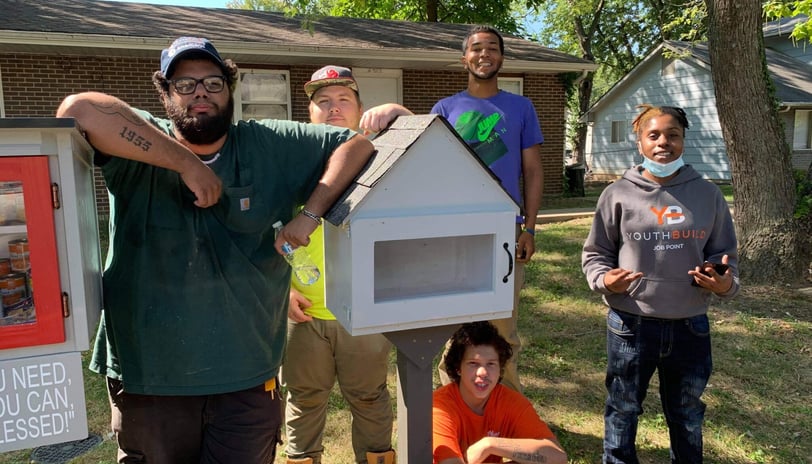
[583,16,812,182]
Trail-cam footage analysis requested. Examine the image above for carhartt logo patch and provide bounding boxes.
[240,198,250,211]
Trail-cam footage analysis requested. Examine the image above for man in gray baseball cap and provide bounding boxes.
[283,64,396,464]
[303,65,359,98]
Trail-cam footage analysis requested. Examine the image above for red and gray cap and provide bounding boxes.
[304,65,359,99]
[160,37,226,78]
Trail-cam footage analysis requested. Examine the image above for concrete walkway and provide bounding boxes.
[535,208,595,225]
[534,202,736,227]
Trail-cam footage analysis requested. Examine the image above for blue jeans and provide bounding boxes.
[603,308,712,464]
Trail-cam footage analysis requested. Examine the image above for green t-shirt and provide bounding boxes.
[89,112,354,395]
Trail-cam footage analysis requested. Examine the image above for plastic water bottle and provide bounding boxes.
[272,221,320,285]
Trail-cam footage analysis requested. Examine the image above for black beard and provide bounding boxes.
[166,97,234,145]
[466,63,501,81]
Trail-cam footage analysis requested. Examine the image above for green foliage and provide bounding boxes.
[228,0,530,34]
[226,0,334,21]
[793,168,812,219]
[558,71,582,103]
[664,1,812,45]
[530,0,695,156]
[330,0,424,21]
[661,0,708,42]
[764,0,812,43]
[534,1,694,76]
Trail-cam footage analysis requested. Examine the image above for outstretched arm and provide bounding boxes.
[275,135,375,252]
[466,436,567,464]
[359,103,414,134]
[56,92,222,208]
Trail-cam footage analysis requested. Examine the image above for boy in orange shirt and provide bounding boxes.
[433,322,567,464]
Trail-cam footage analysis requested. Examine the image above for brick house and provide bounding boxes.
[0,0,596,216]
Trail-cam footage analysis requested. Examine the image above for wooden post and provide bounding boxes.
[384,324,460,463]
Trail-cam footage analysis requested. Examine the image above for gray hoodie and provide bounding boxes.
[582,164,739,319]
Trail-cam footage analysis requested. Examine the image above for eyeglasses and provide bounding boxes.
[170,75,227,95]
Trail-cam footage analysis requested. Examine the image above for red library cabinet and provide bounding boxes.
[0,118,102,452]
[0,156,64,348]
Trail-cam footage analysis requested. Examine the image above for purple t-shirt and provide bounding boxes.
[431,90,544,212]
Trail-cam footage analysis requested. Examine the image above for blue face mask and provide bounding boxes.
[642,156,684,178]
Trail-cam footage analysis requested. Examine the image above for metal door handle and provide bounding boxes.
[502,242,513,283]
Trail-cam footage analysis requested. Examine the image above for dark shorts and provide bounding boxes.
[107,377,283,464]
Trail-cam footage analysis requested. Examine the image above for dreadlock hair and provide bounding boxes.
[631,104,690,137]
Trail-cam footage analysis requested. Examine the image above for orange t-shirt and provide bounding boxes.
[432,383,556,463]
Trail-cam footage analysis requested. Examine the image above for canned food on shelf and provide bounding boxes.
[9,237,30,272]
[0,272,27,307]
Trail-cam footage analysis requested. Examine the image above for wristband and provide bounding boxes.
[523,227,536,237]
[300,208,322,225]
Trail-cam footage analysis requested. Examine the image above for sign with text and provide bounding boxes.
[0,352,87,452]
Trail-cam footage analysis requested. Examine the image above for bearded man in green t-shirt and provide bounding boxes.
[56,37,374,463]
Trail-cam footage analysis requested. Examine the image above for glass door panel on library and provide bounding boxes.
[0,157,63,349]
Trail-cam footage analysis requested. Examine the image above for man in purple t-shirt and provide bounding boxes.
[361,25,544,393]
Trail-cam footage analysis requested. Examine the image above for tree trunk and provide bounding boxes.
[570,9,600,168]
[571,73,593,167]
[427,0,438,22]
[706,0,812,283]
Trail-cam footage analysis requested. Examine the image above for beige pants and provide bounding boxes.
[282,318,394,463]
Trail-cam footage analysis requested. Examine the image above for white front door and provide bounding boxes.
[352,68,402,110]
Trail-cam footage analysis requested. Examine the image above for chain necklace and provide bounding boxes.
[200,152,221,165]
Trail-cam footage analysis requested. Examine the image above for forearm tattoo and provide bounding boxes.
[487,438,548,463]
[118,126,152,152]
[511,447,546,463]
[89,101,153,152]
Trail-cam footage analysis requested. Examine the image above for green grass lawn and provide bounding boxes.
[3,187,808,464]
[541,182,607,210]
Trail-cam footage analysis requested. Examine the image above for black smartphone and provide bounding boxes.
[707,263,729,275]
[691,262,729,286]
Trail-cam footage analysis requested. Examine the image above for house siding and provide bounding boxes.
[767,36,812,171]
[1,53,567,216]
[587,53,730,181]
